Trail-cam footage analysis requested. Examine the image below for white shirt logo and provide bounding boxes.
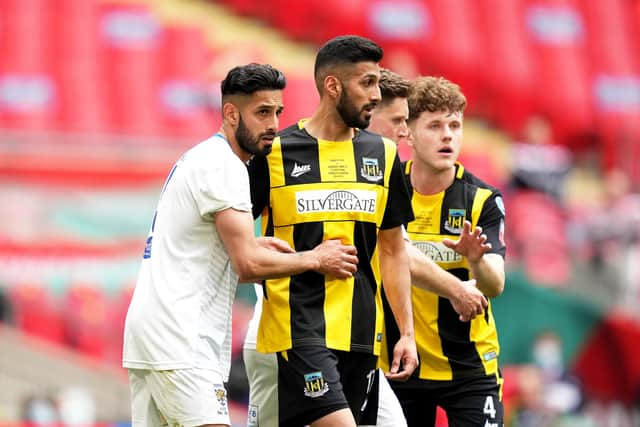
[413,240,462,263]
[296,189,377,213]
[291,162,311,178]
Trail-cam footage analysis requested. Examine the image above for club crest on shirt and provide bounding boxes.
[444,209,466,233]
[360,157,383,182]
[303,371,329,398]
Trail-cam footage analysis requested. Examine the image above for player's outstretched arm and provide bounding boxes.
[216,208,358,282]
[442,220,505,298]
[378,226,418,381]
[406,242,487,321]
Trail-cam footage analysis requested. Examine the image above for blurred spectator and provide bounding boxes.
[581,168,640,312]
[531,331,583,415]
[56,386,96,427]
[511,331,585,426]
[21,392,60,427]
[509,114,572,202]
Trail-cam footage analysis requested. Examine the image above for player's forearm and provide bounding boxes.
[407,241,464,299]
[379,237,414,337]
[237,248,318,282]
[468,254,505,298]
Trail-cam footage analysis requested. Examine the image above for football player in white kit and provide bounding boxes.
[123,63,359,427]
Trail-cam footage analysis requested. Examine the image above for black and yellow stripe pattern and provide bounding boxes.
[381,161,506,380]
[251,121,413,355]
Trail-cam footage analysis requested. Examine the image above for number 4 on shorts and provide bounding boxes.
[483,396,496,419]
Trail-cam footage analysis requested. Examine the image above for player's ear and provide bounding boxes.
[222,102,239,127]
[325,75,342,100]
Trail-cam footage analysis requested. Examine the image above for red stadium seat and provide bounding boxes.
[479,0,537,134]
[62,285,109,360]
[104,285,135,365]
[524,0,594,146]
[263,0,320,41]
[158,25,215,142]
[367,0,429,79]
[411,0,487,114]
[0,0,57,131]
[9,284,65,345]
[99,2,163,137]
[458,151,505,190]
[507,190,570,286]
[308,0,368,44]
[52,0,108,133]
[279,76,319,129]
[580,0,640,177]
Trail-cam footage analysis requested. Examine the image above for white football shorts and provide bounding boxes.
[128,368,230,427]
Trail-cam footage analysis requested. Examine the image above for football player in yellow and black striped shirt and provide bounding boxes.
[248,36,418,427]
[382,76,507,427]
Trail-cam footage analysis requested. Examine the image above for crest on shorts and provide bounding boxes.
[360,157,383,182]
[444,208,466,234]
[214,387,228,416]
[247,404,259,426]
[303,371,329,398]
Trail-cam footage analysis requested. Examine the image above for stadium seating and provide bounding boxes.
[507,190,571,286]
[279,76,319,128]
[524,0,594,146]
[53,0,107,134]
[158,25,215,141]
[62,284,110,360]
[479,0,537,135]
[412,0,486,114]
[104,286,134,365]
[99,1,163,137]
[0,0,57,131]
[3,1,640,424]
[8,284,65,345]
[580,0,640,177]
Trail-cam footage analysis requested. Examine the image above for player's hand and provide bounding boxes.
[442,221,491,263]
[450,279,488,322]
[256,236,295,253]
[312,239,358,279]
[385,335,418,381]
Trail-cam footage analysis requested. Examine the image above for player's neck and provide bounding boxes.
[410,162,455,195]
[219,126,251,163]
[305,104,354,142]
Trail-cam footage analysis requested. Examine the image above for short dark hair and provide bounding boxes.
[314,35,383,92]
[379,68,411,106]
[408,76,467,122]
[221,63,286,98]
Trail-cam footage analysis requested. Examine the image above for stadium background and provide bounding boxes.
[1,0,639,425]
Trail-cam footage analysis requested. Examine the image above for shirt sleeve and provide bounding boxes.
[191,153,252,217]
[380,153,415,230]
[478,192,507,259]
[247,155,270,220]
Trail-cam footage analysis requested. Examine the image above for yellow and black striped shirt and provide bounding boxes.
[248,120,414,355]
[382,161,506,380]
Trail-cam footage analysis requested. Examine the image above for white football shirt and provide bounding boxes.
[123,133,251,380]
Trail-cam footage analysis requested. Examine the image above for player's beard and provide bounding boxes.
[235,114,274,157]
[336,87,377,130]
